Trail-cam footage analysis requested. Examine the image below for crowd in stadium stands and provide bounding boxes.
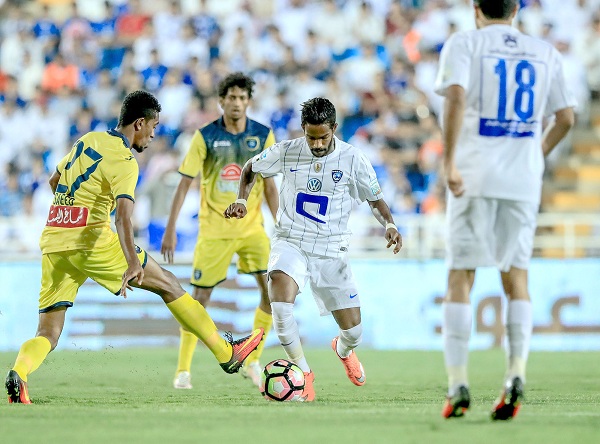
[0,0,599,253]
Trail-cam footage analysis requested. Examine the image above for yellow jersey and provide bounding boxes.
[179,117,275,239]
[40,129,138,254]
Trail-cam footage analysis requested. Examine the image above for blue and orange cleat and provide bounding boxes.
[219,328,264,374]
[300,371,315,402]
[491,377,524,421]
[331,337,366,386]
[442,385,470,418]
[6,370,31,404]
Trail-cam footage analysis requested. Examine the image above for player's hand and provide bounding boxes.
[120,263,144,298]
[161,227,177,264]
[224,203,248,219]
[445,164,465,197]
[385,227,402,254]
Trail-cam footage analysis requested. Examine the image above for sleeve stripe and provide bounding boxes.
[178,171,195,179]
[115,194,135,202]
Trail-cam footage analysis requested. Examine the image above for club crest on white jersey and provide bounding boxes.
[251,136,383,257]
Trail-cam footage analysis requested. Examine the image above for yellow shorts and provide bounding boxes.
[39,234,147,313]
[191,231,270,288]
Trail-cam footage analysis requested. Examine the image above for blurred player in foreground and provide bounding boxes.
[161,73,278,389]
[225,97,402,401]
[435,0,575,420]
[5,90,263,404]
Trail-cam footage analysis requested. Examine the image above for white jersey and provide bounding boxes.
[434,24,576,204]
[251,136,383,258]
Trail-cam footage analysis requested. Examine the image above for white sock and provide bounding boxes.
[506,300,532,384]
[442,302,472,395]
[271,301,310,373]
[336,324,362,358]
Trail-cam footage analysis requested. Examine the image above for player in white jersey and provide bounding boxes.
[224,98,402,401]
[434,0,575,420]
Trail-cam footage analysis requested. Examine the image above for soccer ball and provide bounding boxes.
[260,359,305,402]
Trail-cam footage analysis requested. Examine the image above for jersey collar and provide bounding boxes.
[218,116,248,134]
[107,129,131,149]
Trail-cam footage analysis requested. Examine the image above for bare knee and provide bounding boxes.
[255,273,271,313]
[36,309,66,351]
[268,271,297,304]
[501,268,529,301]
[446,269,475,303]
[160,268,185,299]
[192,286,213,307]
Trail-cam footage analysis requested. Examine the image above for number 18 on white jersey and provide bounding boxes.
[434,24,576,204]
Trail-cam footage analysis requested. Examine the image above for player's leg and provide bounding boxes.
[331,307,366,386]
[442,196,494,417]
[7,252,85,403]
[174,237,233,386]
[267,240,313,400]
[500,267,531,385]
[443,268,475,408]
[174,286,213,389]
[308,254,366,386]
[237,232,272,384]
[490,267,529,420]
[491,200,535,420]
[88,236,262,374]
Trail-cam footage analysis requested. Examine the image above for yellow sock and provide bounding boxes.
[12,336,52,382]
[167,293,231,363]
[245,307,272,365]
[176,328,198,373]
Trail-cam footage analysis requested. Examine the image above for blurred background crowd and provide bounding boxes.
[1,0,599,255]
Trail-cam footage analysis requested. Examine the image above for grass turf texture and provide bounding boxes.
[1,349,598,444]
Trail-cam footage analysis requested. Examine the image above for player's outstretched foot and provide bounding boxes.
[173,371,192,389]
[6,370,31,404]
[219,328,264,374]
[491,377,524,421]
[240,361,262,387]
[441,385,470,418]
[300,371,315,402]
[331,336,366,386]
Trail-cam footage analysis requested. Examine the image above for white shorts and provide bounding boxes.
[268,239,360,316]
[446,196,538,272]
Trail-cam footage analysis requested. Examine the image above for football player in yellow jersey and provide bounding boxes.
[5,90,264,404]
[161,73,278,389]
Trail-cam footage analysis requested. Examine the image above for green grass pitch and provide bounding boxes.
[1,348,598,443]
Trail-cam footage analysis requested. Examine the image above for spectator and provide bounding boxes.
[140,49,168,92]
[116,0,151,45]
[41,53,79,93]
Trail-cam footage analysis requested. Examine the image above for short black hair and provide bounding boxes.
[475,0,517,19]
[118,90,161,126]
[300,97,336,129]
[218,72,255,98]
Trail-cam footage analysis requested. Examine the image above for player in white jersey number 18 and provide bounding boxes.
[435,0,575,421]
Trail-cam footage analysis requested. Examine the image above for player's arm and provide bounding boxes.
[48,170,61,194]
[261,130,279,219]
[263,176,279,220]
[224,158,258,219]
[541,107,575,157]
[162,130,206,262]
[367,199,402,254]
[227,142,282,219]
[161,174,194,264]
[442,85,466,197]
[116,197,143,297]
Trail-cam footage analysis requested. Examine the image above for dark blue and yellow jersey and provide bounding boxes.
[179,117,275,239]
[40,129,138,254]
